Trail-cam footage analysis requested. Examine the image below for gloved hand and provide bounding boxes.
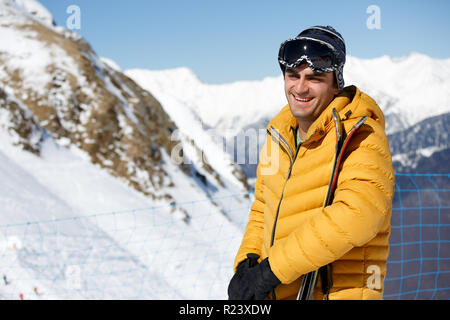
[228,256,281,300]
[228,253,260,300]
[252,258,282,300]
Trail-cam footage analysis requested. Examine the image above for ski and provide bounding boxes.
[297,110,368,300]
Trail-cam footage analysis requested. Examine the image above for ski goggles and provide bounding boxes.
[278,37,343,72]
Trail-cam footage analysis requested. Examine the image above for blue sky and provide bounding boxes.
[40,0,450,84]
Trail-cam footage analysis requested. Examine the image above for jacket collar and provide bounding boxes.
[268,86,360,146]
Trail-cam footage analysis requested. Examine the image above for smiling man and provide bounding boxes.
[228,26,395,300]
[285,64,339,142]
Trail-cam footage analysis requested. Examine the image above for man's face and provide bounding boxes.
[284,63,339,125]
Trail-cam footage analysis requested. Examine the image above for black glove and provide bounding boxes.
[228,253,260,300]
[251,258,281,300]
[228,256,281,300]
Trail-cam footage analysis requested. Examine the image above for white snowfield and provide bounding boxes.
[0,128,251,300]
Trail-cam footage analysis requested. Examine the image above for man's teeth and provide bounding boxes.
[295,97,312,102]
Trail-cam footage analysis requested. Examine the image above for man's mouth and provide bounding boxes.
[293,95,313,102]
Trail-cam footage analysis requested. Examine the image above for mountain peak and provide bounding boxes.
[5,0,55,26]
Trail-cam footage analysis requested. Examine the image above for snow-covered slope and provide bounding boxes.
[126,53,450,136]
[0,0,252,299]
[0,139,180,300]
[0,130,248,299]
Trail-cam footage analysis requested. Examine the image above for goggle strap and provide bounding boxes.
[301,26,345,44]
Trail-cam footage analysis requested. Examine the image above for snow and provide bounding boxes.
[139,90,248,192]
[345,53,450,130]
[7,0,54,26]
[125,68,285,139]
[126,53,450,137]
[2,0,446,300]
[1,0,250,198]
[0,1,84,104]
[100,57,122,72]
[0,128,251,299]
[392,145,445,168]
[0,27,52,96]
[0,0,253,298]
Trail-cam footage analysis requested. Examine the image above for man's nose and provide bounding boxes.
[294,77,309,94]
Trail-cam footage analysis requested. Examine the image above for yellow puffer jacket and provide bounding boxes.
[234,86,395,300]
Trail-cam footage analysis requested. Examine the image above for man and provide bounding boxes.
[228,26,395,300]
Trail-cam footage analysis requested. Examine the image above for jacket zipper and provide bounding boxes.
[267,126,315,247]
[267,126,294,166]
[266,126,316,300]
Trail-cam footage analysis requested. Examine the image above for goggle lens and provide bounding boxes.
[280,39,338,70]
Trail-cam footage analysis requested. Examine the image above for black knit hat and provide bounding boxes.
[298,26,346,63]
[280,25,347,91]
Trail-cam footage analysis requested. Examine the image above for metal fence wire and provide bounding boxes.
[0,173,448,300]
[384,173,450,299]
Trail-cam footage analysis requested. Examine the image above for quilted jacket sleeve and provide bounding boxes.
[268,119,395,284]
[233,151,267,272]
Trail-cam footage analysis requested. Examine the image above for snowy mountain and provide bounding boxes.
[126,54,450,177]
[1,0,447,300]
[345,54,450,131]
[126,53,450,137]
[0,0,249,201]
[126,67,285,140]
[389,112,450,173]
[0,0,252,299]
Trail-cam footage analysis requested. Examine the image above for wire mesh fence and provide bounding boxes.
[384,173,450,299]
[0,173,448,300]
